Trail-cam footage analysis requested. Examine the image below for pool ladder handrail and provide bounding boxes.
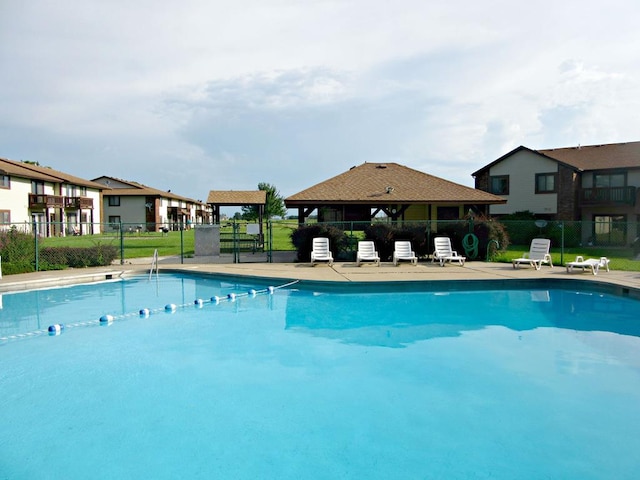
[149,249,159,280]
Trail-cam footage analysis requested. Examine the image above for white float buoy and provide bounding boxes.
[139,308,150,317]
[165,304,177,312]
[99,314,114,324]
[48,324,64,336]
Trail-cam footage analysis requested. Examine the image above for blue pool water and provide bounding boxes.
[1,274,640,479]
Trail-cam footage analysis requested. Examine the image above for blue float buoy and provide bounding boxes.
[99,314,114,324]
[211,296,220,304]
[165,304,177,312]
[227,293,236,301]
[195,298,204,307]
[139,308,150,317]
[248,289,257,297]
[48,324,64,336]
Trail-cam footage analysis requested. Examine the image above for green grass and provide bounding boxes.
[495,246,640,271]
[39,227,640,271]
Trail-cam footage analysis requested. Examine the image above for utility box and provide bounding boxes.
[194,225,220,257]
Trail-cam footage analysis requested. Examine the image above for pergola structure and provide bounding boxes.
[285,162,506,225]
[206,190,267,238]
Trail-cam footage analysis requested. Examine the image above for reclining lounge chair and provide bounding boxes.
[512,238,553,270]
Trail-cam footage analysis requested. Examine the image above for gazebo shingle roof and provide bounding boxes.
[286,162,505,205]
[207,190,267,205]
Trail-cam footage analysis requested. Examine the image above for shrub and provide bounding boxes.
[291,224,349,262]
[0,227,36,274]
[39,245,119,269]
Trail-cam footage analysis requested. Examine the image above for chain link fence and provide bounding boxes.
[1,218,638,275]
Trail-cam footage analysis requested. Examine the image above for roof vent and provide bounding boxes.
[376,164,387,169]
[386,186,394,194]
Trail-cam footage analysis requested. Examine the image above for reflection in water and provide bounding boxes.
[0,274,275,338]
[284,288,640,348]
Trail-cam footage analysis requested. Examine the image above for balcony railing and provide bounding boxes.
[29,194,94,209]
[580,186,636,206]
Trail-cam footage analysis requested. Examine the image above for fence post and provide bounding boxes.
[232,221,240,263]
[33,221,39,271]
[180,221,184,264]
[267,220,273,263]
[559,222,564,265]
[119,221,124,265]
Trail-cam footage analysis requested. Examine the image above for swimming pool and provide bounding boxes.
[1,273,640,479]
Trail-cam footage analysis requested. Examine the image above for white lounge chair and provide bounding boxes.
[310,237,333,266]
[565,256,610,275]
[432,237,466,267]
[356,241,380,266]
[393,241,417,266]
[512,238,553,270]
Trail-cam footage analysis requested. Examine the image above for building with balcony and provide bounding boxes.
[0,157,103,237]
[92,176,211,232]
[472,141,640,245]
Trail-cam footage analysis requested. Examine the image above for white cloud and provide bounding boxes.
[1,0,639,200]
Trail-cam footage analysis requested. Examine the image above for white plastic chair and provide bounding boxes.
[310,237,334,266]
[431,237,466,267]
[565,256,610,275]
[356,241,380,266]
[393,241,417,266]
[512,238,553,270]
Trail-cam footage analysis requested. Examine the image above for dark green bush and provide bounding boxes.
[0,227,36,274]
[364,223,430,261]
[291,224,349,262]
[40,245,118,269]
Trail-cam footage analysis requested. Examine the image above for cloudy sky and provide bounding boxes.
[1,0,638,207]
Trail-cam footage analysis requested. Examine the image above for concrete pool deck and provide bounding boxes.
[3,253,640,294]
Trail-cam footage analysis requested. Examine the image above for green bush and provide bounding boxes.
[40,245,119,269]
[291,224,349,262]
[0,227,36,274]
[364,223,430,261]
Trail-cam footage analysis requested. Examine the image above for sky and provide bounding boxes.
[1,0,639,209]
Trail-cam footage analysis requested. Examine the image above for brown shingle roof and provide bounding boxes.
[0,157,105,189]
[473,141,640,176]
[94,176,203,204]
[285,162,505,205]
[538,141,640,170]
[207,190,267,205]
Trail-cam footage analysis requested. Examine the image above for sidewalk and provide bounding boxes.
[3,255,640,295]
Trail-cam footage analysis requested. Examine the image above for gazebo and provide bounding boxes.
[206,190,267,239]
[285,162,505,225]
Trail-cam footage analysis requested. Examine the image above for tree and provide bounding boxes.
[241,182,286,220]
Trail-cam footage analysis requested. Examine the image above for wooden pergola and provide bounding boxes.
[206,190,267,238]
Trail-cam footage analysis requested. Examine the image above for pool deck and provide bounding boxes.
[3,253,640,294]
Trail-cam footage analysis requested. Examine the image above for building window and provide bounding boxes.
[594,172,626,187]
[535,173,557,193]
[0,175,9,189]
[31,180,44,195]
[489,175,509,195]
[108,216,121,230]
[108,196,121,207]
[593,214,626,246]
[0,210,10,224]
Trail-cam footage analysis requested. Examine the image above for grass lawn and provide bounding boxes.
[495,246,640,271]
[39,224,640,271]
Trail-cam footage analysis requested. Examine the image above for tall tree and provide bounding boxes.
[241,182,286,220]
